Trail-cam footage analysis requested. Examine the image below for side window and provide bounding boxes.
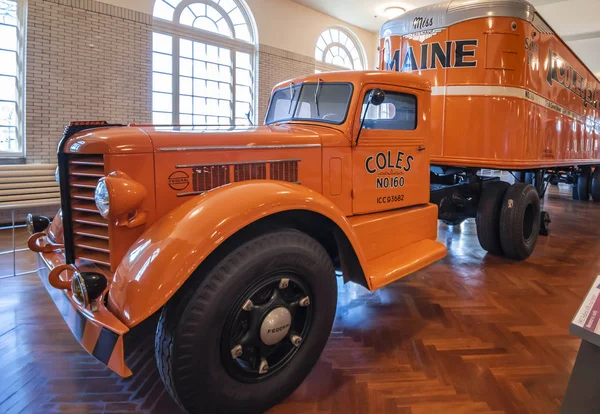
[362,91,417,130]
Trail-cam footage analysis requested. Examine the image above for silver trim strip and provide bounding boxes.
[158,144,321,152]
[176,181,303,197]
[176,159,302,168]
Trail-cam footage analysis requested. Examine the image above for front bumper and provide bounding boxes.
[35,248,132,377]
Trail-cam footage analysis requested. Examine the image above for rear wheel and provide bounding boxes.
[591,168,600,202]
[476,181,510,255]
[578,167,592,201]
[155,229,337,414]
[499,183,540,260]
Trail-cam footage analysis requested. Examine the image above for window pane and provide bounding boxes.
[0,101,17,126]
[153,92,172,112]
[180,39,193,58]
[153,52,172,74]
[362,91,417,130]
[0,126,17,151]
[153,111,172,124]
[0,25,17,50]
[153,73,172,93]
[153,33,172,54]
[236,52,251,70]
[0,50,17,76]
[0,75,16,101]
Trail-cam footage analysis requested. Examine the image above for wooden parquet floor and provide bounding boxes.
[1,184,598,413]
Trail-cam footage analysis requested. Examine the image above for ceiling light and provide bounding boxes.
[384,6,406,18]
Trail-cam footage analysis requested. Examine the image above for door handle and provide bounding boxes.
[418,146,426,151]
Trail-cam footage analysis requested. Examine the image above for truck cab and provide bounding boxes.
[28,70,445,414]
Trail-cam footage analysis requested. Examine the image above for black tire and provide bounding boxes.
[592,168,600,202]
[155,229,337,414]
[476,181,510,255]
[578,167,592,201]
[499,183,541,260]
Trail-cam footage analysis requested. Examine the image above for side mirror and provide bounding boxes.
[370,88,385,106]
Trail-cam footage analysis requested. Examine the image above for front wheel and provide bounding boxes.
[155,229,337,414]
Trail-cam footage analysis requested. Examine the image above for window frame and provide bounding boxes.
[0,0,26,158]
[152,0,258,126]
[265,82,355,126]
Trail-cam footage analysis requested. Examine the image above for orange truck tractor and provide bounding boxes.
[380,0,600,259]
[27,71,447,413]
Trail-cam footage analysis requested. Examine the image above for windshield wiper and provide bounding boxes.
[288,82,297,114]
[314,78,322,117]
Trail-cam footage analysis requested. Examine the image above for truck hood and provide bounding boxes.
[65,124,337,154]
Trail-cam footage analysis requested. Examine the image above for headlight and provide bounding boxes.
[95,178,110,218]
[55,166,60,184]
[71,271,108,308]
[94,171,148,227]
[71,272,88,307]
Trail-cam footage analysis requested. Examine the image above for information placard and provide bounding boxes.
[570,275,600,346]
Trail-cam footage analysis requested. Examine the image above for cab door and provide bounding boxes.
[352,85,431,214]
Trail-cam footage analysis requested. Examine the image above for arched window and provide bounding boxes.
[152,0,257,126]
[315,27,366,71]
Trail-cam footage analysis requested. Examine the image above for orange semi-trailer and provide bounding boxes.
[380,0,600,258]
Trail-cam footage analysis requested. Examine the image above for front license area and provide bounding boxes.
[377,194,405,204]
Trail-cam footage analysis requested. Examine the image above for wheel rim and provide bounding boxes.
[221,273,313,383]
[523,203,535,241]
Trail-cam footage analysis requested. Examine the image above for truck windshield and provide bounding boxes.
[265,82,353,125]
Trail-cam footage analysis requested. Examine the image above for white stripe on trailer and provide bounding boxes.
[430,85,599,131]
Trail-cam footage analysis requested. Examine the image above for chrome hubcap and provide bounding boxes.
[260,307,292,345]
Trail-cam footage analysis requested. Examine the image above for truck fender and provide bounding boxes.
[107,180,367,328]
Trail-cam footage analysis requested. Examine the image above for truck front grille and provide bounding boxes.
[68,155,111,269]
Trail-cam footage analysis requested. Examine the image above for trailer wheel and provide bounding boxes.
[499,183,541,260]
[155,229,337,414]
[592,168,600,202]
[476,181,510,255]
[577,167,592,201]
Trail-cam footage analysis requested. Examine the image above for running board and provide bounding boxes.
[366,239,446,290]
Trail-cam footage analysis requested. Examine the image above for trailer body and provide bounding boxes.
[379,0,600,170]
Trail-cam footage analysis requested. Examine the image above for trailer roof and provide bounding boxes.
[274,71,431,92]
[380,0,599,83]
[381,0,538,38]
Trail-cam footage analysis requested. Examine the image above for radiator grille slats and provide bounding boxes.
[270,161,299,183]
[68,155,110,270]
[193,166,231,192]
[186,161,299,194]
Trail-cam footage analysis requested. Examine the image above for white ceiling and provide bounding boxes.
[292,0,600,76]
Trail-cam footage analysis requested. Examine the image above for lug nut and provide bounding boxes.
[279,278,290,289]
[259,358,269,374]
[290,335,303,347]
[231,344,243,359]
[299,296,311,307]
[242,299,254,311]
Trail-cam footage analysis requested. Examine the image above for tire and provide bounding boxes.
[592,168,600,202]
[499,183,541,260]
[155,229,337,414]
[578,167,591,201]
[476,181,510,255]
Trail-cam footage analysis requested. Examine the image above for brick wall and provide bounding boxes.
[25,0,152,164]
